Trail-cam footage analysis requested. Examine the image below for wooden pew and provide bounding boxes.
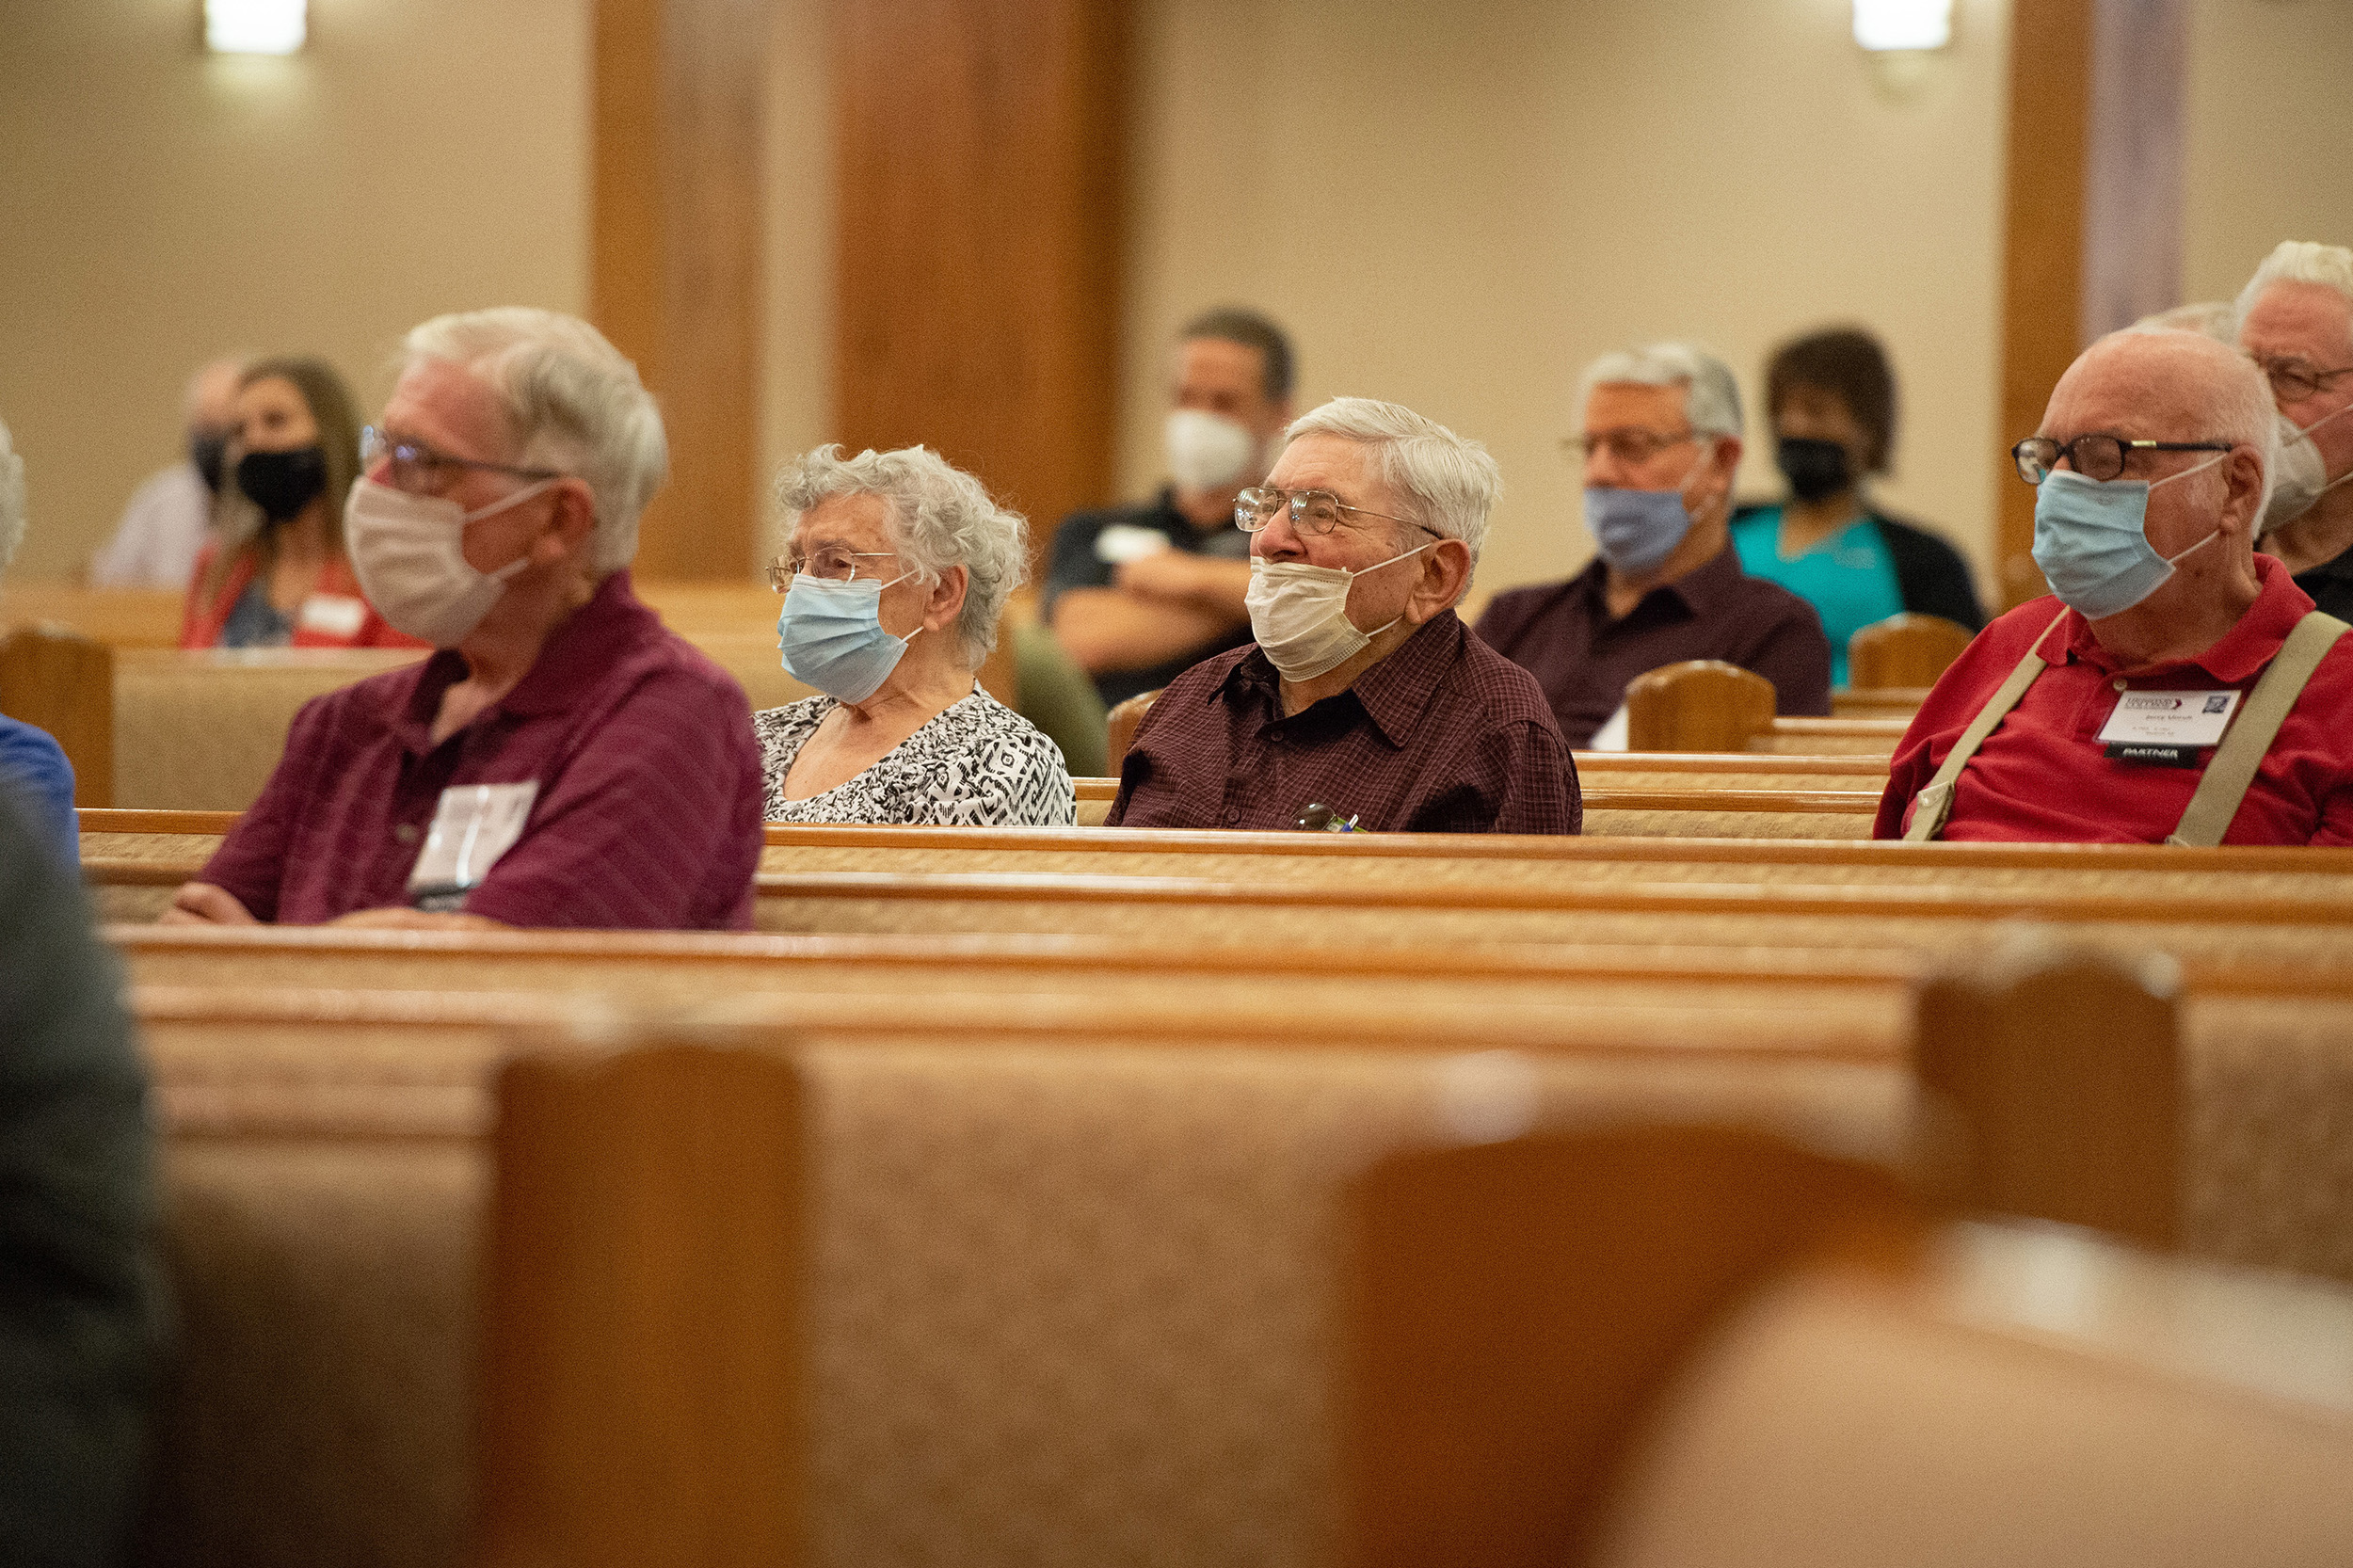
[1626,661,1912,755]
[1830,685,1929,718]
[1848,611,1977,688]
[0,624,113,804]
[1105,689,1156,764]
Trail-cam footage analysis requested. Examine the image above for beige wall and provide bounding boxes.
[760,0,837,571]
[0,0,590,580]
[2183,0,2353,308]
[1116,0,2015,603]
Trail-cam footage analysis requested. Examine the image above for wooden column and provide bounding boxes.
[831,0,1124,570]
[592,0,765,581]
[1994,0,2189,610]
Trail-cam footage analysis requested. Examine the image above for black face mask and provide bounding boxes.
[1776,437,1853,504]
[188,429,231,494]
[236,445,328,522]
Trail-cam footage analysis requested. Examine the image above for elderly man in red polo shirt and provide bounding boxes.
[1879,327,2353,845]
[163,308,764,928]
[1108,396,1578,833]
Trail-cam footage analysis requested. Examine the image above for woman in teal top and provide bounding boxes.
[1732,328,1985,685]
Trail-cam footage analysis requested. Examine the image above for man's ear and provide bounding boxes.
[1409,537,1473,622]
[2220,445,2268,537]
[536,479,599,564]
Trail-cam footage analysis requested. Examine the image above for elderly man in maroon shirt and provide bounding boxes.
[163,308,764,929]
[1476,343,1832,747]
[1109,397,1577,833]
[1879,328,2353,845]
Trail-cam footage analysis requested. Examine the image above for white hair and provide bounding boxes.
[401,308,667,574]
[2136,301,2234,340]
[2233,242,2353,352]
[0,419,22,575]
[776,444,1028,666]
[1577,342,1744,440]
[1282,396,1501,572]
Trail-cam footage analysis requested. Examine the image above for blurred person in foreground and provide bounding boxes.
[761,444,1074,824]
[2234,241,2353,621]
[1047,309,1295,708]
[1476,343,1832,748]
[88,355,246,589]
[0,416,78,864]
[178,358,423,650]
[1110,396,1577,833]
[1730,327,1984,684]
[0,786,163,1566]
[1879,328,2353,844]
[164,308,762,929]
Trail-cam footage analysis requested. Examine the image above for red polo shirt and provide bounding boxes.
[1877,557,2353,845]
[1108,610,1580,833]
[202,570,765,927]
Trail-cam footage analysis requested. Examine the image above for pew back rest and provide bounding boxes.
[1625,661,1775,752]
[1848,612,1977,689]
[1105,688,1160,765]
[0,624,113,804]
[115,648,424,810]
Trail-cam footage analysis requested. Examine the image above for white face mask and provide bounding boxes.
[1166,409,1258,493]
[1244,543,1431,682]
[344,476,556,647]
[2261,400,2353,535]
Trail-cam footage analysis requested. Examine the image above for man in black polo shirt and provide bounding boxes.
[1046,309,1295,708]
[2236,241,2353,618]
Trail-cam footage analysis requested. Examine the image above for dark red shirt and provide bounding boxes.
[1473,546,1833,746]
[1107,610,1580,834]
[1875,556,2353,845]
[202,570,765,927]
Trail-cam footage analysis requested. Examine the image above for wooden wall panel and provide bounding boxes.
[832,0,1125,573]
[593,0,765,581]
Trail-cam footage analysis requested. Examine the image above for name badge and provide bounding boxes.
[407,782,538,911]
[296,593,368,639]
[2096,688,2241,747]
[1095,523,1173,565]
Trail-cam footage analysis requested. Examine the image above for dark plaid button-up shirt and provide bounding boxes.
[1106,610,1579,834]
[1474,545,1833,747]
[202,569,765,929]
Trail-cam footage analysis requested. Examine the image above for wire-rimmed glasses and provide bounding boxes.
[360,426,562,491]
[1234,486,1439,538]
[765,548,899,590]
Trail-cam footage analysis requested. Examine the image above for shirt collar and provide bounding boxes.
[2061,554,2317,682]
[391,569,656,752]
[1213,610,1466,748]
[1576,540,1744,623]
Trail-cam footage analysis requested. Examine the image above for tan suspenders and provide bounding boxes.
[1902,610,2350,846]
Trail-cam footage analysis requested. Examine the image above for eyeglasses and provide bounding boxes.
[1234,486,1440,538]
[766,548,898,589]
[2010,434,2234,485]
[1563,426,1697,466]
[360,426,562,491]
[2250,355,2353,402]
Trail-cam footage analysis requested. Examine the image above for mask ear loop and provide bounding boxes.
[1356,540,1437,640]
[461,476,565,584]
[2147,447,2237,568]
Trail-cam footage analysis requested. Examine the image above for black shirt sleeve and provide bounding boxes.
[1876,514,1988,632]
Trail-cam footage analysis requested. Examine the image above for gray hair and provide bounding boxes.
[1282,396,1501,573]
[2233,242,2353,352]
[1577,342,1745,440]
[401,308,667,574]
[776,444,1028,666]
[0,418,22,575]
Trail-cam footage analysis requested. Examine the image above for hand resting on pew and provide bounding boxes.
[162,878,506,929]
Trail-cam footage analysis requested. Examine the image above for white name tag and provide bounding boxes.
[407,782,538,908]
[1095,523,1173,565]
[2096,688,2241,747]
[296,593,368,639]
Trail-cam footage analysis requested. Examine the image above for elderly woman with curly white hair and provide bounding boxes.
[761,444,1076,824]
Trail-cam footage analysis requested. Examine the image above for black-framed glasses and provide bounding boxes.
[1235,486,1440,538]
[2010,434,2234,485]
[1562,426,1697,466]
[766,548,898,589]
[2251,355,2353,402]
[360,426,563,491]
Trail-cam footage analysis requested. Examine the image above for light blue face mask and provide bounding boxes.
[2030,456,2225,619]
[776,571,921,704]
[1584,450,1709,575]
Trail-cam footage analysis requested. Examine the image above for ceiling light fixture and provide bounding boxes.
[204,0,307,56]
[1853,0,1953,51]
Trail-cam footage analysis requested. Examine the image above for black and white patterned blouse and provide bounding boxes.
[755,687,1077,825]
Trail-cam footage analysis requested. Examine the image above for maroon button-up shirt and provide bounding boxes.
[202,569,765,928]
[1473,546,1833,746]
[1876,557,2353,844]
[1107,610,1580,834]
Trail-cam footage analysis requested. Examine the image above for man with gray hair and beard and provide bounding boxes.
[1476,342,1832,748]
[166,307,764,927]
[1109,396,1577,833]
[1880,328,2353,844]
[2234,240,2353,620]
